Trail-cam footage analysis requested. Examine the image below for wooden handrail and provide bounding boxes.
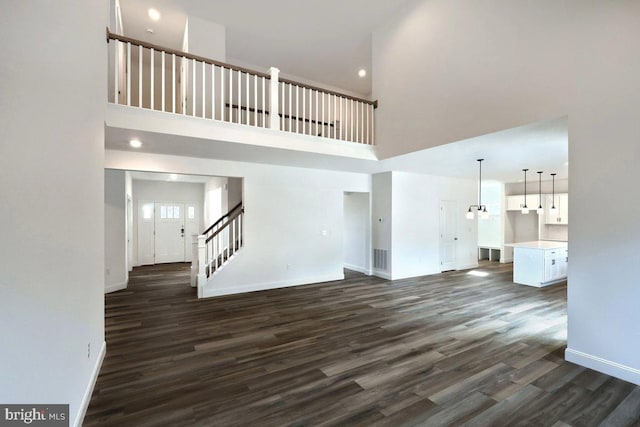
[106,28,378,109]
[206,208,244,243]
[202,202,243,236]
[106,29,271,79]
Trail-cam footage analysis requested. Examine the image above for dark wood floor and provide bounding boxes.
[85,262,640,426]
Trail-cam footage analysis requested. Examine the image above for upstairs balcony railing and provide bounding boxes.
[107,29,377,145]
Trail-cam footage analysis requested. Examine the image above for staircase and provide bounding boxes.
[191,202,244,297]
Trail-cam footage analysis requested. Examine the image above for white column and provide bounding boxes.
[197,235,207,292]
[269,67,280,130]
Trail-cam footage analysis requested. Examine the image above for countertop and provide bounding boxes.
[505,240,568,250]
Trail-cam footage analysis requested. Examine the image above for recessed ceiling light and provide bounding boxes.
[148,8,161,21]
[146,28,154,34]
[168,174,178,181]
[129,139,142,148]
[358,68,367,78]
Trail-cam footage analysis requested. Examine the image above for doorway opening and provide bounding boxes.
[343,192,371,277]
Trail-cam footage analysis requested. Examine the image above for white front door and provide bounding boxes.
[183,203,199,262]
[154,203,186,263]
[137,201,155,265]
[440,200,457,271]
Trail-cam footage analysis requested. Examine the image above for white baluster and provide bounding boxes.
[150,48,154,109]
[288,83,292,132]
[269,67,280,130]
[220,67,225,121]
[211,64,215,120]
[192,58,196,116]
[302,88,306,134]
[127,42,131,106]
[295,86,299,133]
[350,99,354,142]
[229,67,233,122]
[281,82,285,129]
[254,74,258,126]
[315,90,319,136]
[333,95,338,139]
[365,102,369,145]
[114,40,119,104]
[138,45,142,107]
[262,76,266,127]
[245,71,249,125]
[171,54,175,113]
[321,92,325,137]
[161,51,165,112]
[202,60,206,118]
[371,104,375,146]
[237,70,242,124]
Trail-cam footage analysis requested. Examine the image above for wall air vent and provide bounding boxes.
[373,249,389,271]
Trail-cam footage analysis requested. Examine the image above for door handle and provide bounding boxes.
[180,226,185,236]
[454,237,458,241]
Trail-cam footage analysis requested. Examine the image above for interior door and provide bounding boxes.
[154,203,185,263]
[440,200,457,271]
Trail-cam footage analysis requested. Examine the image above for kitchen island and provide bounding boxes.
[506,241,568,287]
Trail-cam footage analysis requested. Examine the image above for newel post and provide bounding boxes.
[197,235,207,296]
[269,67,281,130]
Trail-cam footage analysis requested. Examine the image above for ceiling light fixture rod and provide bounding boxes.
[467,159,487,219]
[537,171,544,215]
[521,169,529,214]
[550,173,557,212]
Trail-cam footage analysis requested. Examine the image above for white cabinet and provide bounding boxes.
[506,194,538,211]
[545,193,568,225]
[511,242,568,287]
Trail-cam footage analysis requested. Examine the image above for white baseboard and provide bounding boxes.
[203,273,344,298]
[344,263,371,275]
[74,341,106,427]
[500,258,513,263]
[372,269,392,280]
[457,262,479,271]
[565,348,640,386]
[105,281,127,294]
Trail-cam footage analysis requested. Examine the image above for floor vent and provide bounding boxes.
[373,249,389,271]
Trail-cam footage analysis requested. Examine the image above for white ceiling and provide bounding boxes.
[118,0,411,96]
[106,117,568,184]
[379,116,569,183]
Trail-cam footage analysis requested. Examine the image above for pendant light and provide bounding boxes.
[550,173,557,213]
[466,159,488,220]
[536,171,544,215]
[521,169,529,214]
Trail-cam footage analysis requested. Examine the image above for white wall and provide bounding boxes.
[105,170,127,293]
[228,177,243,208]
[106,150,370,296]
[373,0,640,384]
[477,182,504,249]
[343,192,371,274]
[204,177,227,226]
[125,171,133,273]
[132,180,205,266]
[372,173,393,278]
[391,172,478,280]
[0,2,107,426]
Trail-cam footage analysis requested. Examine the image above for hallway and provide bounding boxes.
[85,263,640,426]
